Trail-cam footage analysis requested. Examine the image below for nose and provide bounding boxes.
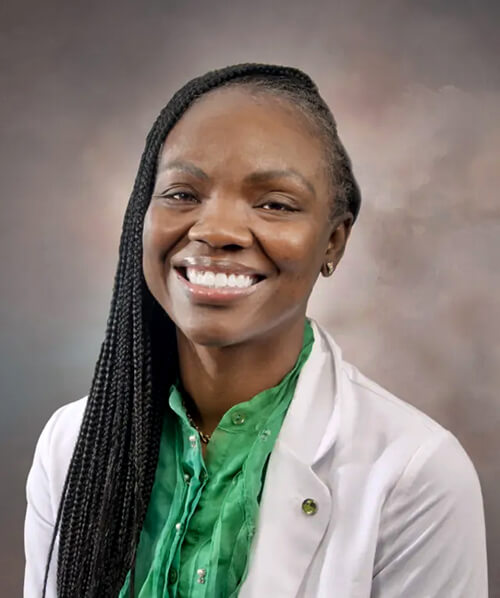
[187,195,253,250]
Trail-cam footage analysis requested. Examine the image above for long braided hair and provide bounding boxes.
[43,62,361,597]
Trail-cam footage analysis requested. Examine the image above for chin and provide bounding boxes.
[177,313,248,348]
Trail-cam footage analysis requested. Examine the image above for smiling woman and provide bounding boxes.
[23,63,487,598]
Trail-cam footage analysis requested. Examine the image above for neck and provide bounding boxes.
[176,317,307,436]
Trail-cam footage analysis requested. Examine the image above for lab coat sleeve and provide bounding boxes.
[24,407,66,598]
[371,430,488,598]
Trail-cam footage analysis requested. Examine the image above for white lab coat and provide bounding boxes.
[24,319,488,597]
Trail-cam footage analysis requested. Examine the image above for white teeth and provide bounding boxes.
[236,275,249,288]
[185,268,257,289]
[215,273,226,288]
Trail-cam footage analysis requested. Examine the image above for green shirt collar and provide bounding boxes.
[168,318,314,437]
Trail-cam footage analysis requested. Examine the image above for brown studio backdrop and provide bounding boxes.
[1,0,499,595]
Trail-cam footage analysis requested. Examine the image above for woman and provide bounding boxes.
[24,63,488,597]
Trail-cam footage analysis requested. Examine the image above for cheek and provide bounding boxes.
[143,204,185,262]
[142,205,179,295]
[143,205,166,254]
[265,222,326,274]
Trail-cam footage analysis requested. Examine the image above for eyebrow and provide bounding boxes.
[245,169,316,197]
[162,160,210,180]
[161,160,316,197]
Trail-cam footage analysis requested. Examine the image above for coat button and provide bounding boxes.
[301,498,318,515]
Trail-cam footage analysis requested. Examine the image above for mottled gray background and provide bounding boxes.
[1,0,498,595]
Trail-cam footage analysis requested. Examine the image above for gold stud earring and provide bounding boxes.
[322,262,335,277]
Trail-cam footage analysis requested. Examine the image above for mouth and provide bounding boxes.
[170,256,269,305]
[172,265,267,305]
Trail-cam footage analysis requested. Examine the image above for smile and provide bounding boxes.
[174,266,266,305]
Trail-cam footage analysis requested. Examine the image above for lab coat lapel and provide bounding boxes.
[239,320,342,597]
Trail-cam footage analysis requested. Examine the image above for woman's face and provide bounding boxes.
[143,87,351,347]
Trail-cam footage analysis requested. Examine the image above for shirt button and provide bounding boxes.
[189,434,197,448]
[259,428,271,441]
[184,472,191,483]
[197,568,207,584]
[231,412,246,425]
[301,498,318,516]
[175,522,182,531]
[168,567,178,584]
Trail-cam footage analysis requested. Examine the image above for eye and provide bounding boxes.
[259,200,297,212]
[156,190,199,203]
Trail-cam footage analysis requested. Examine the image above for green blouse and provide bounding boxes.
[119,319,314,597]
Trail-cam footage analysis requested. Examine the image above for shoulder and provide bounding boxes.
[311,322,487,592]
[24,398,88,596]
[359,367,489,593]
[342,359,447,440]
[311,320,447,442]
[27,397,88,519]
[37,397,88,465]
[312,320,481,489]
[342,360,481,481]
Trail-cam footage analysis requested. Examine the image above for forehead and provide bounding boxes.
[158,87,326,182]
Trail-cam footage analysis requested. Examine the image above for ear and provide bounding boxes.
[321,213,353,276]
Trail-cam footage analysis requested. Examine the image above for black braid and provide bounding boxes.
[43,62,361,598]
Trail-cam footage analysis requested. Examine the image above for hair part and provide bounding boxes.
[208,75,360,223]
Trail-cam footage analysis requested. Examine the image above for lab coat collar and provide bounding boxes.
[239,318,343,597]
[278,318,343,466]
